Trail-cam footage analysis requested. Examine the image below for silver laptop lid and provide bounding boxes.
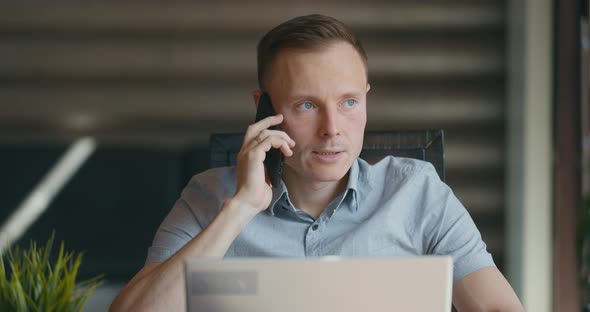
[186,256,453,312]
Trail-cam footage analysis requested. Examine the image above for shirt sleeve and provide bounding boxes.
[419,163,496,282]
[145,174,224,264]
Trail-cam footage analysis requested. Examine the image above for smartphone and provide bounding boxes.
[254,93,284,187]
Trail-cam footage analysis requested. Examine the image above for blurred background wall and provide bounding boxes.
[0,1,519,311]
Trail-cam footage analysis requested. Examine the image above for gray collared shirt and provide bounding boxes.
[146,156,495,282]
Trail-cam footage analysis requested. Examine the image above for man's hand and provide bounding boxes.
[110,115,295,312]
[232,114,295,214]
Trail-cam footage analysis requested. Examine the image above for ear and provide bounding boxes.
[252,89,264,110]
[366,83,371,93]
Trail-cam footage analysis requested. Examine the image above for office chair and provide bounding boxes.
[209,130,445,182]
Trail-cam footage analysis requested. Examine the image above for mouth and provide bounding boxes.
[313,151,342,156]
[311,150,345,163]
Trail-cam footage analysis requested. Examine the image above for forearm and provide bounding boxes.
[453,267,524,312]
[110,198,256,312]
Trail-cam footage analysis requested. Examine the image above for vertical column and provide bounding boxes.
[553,0,583,311]
[506,0,553,311]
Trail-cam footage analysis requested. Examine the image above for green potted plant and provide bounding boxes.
[0,234,103,311]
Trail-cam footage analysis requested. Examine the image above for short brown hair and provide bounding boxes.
[257,14,368,90]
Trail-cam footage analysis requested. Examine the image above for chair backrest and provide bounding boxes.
[209,130,445,181]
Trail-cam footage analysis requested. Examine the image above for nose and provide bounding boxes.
[319,106,340,138]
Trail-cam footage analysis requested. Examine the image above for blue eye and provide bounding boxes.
[345,99,357,107]
[298,102,314,110]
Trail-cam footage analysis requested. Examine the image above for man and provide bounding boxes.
[111,14,524,311]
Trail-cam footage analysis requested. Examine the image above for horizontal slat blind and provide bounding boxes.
[0,0,507,267]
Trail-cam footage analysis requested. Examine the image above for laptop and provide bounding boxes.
[185,256,453,312]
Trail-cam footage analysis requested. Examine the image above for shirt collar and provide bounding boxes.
[345,158,361,213]
[347,157,375,212]
[266,179,289,216]
[264,158,372,215]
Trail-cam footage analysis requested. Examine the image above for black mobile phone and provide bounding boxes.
[254,93,284,187]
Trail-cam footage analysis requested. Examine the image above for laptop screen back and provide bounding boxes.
[185,256,453,312]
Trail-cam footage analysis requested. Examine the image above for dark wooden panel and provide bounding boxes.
[0,0,509,284]
[0,34,503,80]
[0,1,504,34]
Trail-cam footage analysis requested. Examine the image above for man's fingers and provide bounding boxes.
[243,130,295,153]
[258,135,294,157]
[253,129,295,147]
[239,134,293,163]
[244,114,284,143]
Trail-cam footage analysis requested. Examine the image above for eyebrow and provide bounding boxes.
[286,91,364,104]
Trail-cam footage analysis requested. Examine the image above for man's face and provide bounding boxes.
[263,41,370,185]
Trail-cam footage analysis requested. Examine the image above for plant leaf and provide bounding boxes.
[0,232,104,312]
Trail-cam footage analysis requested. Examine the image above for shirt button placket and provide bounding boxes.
[305,222,321,256]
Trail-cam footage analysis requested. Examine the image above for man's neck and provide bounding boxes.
[282,170,349,219]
